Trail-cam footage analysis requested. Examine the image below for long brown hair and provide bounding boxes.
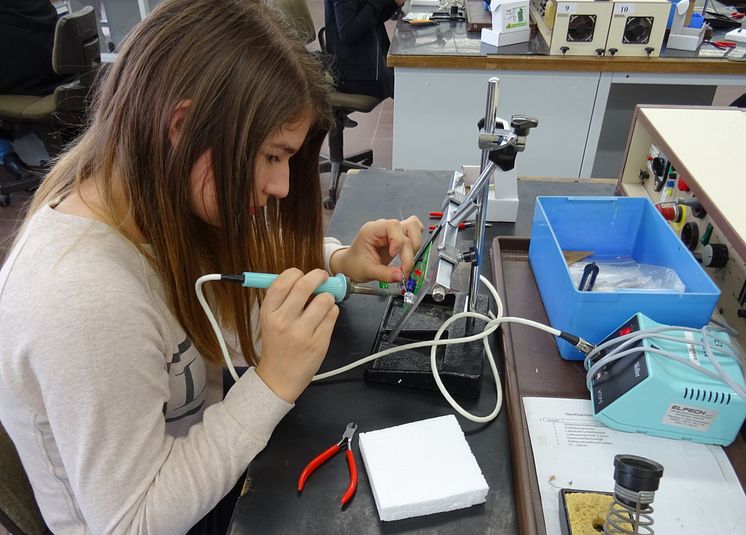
[20,0,332,366]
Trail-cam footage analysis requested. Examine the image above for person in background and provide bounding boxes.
[0,0,73,181]
[0,0,422,532]
[324,0,405,99]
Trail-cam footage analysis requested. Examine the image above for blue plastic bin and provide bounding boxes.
[528,196,720,360]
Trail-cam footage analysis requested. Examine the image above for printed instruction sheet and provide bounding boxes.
[523,396,746,533]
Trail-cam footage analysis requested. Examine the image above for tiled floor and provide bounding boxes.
[0,0,394,259]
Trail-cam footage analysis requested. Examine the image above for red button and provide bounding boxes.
[657,206,675,220]
[619,326,632,336]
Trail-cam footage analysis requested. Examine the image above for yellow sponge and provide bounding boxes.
[564,491,613,535]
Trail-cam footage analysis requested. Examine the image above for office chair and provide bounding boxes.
[270,0,383,209]
[317,27,383,209]
[0,422,51,535]
[0,6,100,207]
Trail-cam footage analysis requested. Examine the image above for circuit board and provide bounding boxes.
[401,242,433,307]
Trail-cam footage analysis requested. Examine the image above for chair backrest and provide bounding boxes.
[51,6,101,117]
[318,27,327,53]
[53,6,100,84]
[0,422,50,535]
[271,0,316,46]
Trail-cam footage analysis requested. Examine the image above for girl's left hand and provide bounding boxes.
[330,216,424,283]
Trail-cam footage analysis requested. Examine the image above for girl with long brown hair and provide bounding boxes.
[0,0,422,532]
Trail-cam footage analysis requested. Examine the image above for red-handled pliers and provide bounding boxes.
[705,40,737,50]
[297,422,358,506]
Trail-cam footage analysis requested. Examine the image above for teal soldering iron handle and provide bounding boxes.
[241,272,349,302]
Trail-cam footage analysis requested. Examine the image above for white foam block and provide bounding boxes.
[358,415,489,522]
[725,27,746,44]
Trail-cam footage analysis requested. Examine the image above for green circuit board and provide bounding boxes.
[402,242,432,306]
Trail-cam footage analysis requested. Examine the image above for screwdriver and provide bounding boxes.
[220,272,398,302]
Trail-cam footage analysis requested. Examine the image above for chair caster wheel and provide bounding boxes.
[323,197,336,209]
[0,194,11,207]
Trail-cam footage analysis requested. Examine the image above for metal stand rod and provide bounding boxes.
[468,77,500,316]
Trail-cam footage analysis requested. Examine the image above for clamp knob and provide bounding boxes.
[460,246,478,263]
[595,48,605,57]
[702,243,729,268]
[477,117,505,131]
[560,46,569,55]
[510,115,539,137]
[608,48,618,56]
[432,285,447,302]
[645,47,655,57]
[488,143,518,171]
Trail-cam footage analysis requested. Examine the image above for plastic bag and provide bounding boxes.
[568,258,686,293]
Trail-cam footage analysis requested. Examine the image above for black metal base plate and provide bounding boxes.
[366,292,489,398]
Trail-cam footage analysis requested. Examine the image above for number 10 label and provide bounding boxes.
[614,3,635,15]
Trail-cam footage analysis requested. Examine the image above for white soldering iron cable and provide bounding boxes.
[312,276,565,423]
[196,273,564,423]
[196,274,241,382]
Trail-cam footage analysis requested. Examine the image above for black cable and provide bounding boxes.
[704,9,742,30]
[559,332,596,354]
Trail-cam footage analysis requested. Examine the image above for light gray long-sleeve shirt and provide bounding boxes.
[0,205,344,534]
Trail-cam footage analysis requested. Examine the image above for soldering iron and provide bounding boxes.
[217,272,397,302]
[195,271,403,383]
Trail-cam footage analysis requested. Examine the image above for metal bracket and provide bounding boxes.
[385,77,538,339]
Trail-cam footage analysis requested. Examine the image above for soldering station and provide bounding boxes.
[194,87,746,530]
[587,313,746,446]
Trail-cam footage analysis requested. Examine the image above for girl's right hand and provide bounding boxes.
[255,268,339,403]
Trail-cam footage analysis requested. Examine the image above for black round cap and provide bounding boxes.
[613,454,664,492]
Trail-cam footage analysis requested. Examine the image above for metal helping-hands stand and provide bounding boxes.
[365,77,538,398]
